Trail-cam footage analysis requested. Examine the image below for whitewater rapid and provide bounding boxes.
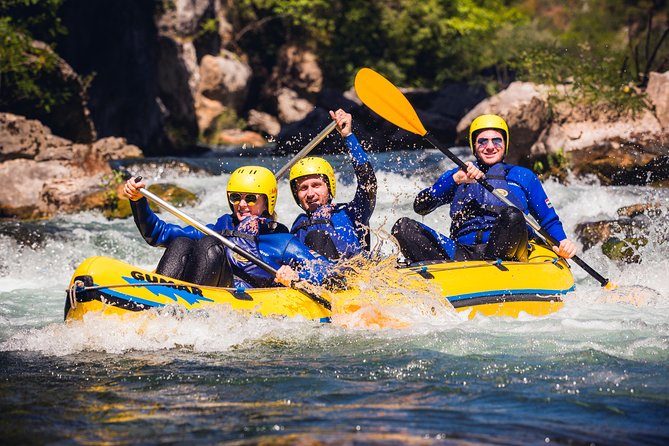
[1,149,667,357]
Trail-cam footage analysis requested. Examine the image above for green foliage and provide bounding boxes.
[512,43,650,116]
[231,0,529,89]
[0,0,65,41]
[235,0,332,44]
[505,0,668,116]
[322,0,529,88]
[549,148,568,170]
[0,0,68,112]
[260,0,333,41]
[192,17,219,42]
[230,0,667,116]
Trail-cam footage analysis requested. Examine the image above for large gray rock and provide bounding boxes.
[248,109,281,137]
[575,202,667,263]
[0,113,70,161]
[277,88,314,124]
[0,113,141,218]
[198,52,252,112]
[156,0,233,45]
[267,45,322,125]
[195,51,253,135]
[195,96,226,134]
[0,160,73,218]
[270,45,323,98]
[535,110,663,155]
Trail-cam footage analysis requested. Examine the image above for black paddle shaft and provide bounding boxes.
[423,133,611,288]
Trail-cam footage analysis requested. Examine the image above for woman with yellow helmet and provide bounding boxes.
[288,109,377,260]
[123,166,336,288]
[392,114,577,263]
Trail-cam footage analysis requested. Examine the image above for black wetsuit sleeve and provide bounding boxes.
[130,197,162,246]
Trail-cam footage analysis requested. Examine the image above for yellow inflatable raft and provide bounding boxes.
[65,242,574,322]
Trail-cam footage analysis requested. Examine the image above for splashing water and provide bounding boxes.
[328,248,459,330]
[1,150,668,444]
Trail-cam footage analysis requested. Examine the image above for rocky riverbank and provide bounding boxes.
[0,113,141,219]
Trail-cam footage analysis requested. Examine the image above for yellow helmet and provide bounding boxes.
[227,166,278,214]
[469,114,509,155]
[288,157,336,204]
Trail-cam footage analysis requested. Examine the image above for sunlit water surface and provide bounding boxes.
[1,150,668,445]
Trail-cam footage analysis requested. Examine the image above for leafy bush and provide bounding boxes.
[231,0,529,89]
[0,0,68,112]
[511,43,650,116]
[507,0,667,116]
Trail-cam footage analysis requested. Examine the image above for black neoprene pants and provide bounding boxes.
[392,207,529,264]
[155,236,232,287]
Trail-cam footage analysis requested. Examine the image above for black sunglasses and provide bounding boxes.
[228,193,258,206]
[476,137,504,148]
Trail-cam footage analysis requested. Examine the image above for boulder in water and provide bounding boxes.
[575,202,667,262]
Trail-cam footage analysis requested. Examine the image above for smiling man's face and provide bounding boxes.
[295,174,330,212]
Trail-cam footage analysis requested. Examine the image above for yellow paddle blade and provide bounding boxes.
[354,68,428,136]
[604,281,618,291]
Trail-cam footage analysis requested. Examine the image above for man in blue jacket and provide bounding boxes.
[392,114,577,263]
[123,166,335,288]
[288,109,377,260]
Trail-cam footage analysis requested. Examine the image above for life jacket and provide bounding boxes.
[291,204,363,258]
[449,163,524,243]
[220,215,284,288]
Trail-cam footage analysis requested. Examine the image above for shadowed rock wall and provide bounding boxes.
[56,0,173,155]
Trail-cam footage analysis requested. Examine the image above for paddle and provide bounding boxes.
[134,178,332,309]
[354,67,615,289]
[274,121,337,180]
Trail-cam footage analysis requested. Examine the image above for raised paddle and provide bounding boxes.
[274,121,337,180]
[134,178,332,309]
[354,67,615,289]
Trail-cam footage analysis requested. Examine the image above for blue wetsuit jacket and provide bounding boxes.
[291,133,377,258]
[130,198,334,287]
[413,162,567,258]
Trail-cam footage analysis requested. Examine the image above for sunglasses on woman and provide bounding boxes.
[476,137,504,148]
[228,192,258,206]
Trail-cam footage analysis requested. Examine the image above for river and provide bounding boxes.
[1,149,668,445]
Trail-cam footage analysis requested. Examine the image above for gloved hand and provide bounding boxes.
[237,215,266,236]
[311,204,334,220]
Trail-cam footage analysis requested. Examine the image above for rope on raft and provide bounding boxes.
[67,281,240,308]
[408,258,567,273]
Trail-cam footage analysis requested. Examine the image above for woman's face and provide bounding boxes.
[228,192,267,220]
[474,129,505,166]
